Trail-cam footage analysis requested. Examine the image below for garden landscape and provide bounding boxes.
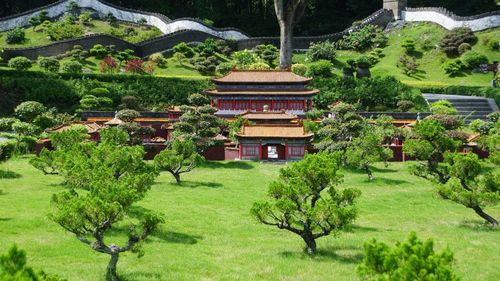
[0,1,499,281]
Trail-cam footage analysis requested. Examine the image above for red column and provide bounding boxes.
[284,143,288,160]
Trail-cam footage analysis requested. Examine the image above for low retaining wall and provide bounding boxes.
[403,7,500,31]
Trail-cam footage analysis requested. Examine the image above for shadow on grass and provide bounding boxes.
[0,170,22,179]
[376,177,409,185]
[121,271,162,281]
[152,229,203,245]
[345,224,380,233]
[280,245,363,263]
[458,220,499,232]
[0,217,12,221]
[179,180,223,188]
[201,161,254,170]
[370,166,399,173]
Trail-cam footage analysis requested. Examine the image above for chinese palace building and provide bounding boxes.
[205,70,319,118]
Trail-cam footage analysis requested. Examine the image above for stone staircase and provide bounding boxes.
[422,94,499,124]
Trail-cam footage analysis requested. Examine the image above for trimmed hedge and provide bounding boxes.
[0,70,211,115]
[417,85,500,107]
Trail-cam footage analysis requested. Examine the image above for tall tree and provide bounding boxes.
[154,139,203,184]
[251,152,360,254]
[274,0,310,68]
[48,128,163,281]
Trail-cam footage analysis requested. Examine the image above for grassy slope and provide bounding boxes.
[295,23,499,87]
[0,158,499,281]
[0,20,159,49]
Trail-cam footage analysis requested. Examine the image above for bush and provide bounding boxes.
[233,49,254,69]
[337,25,387,51]
[119,96,141,110]
[461,51,488,69]
[397,100,414,112]
[291,64,308,76]
[0,117,19,131]
[430,100,457,115]
[116,109,140,122]
[488,112,500,122]
[192,56,219,74]
[5,27,25,44]
[216,62,233,76]
[90,87,111,97]
[0,140,16,161]
[44,22,84,41]
[439,27,477,56]
[442,60,463,76]
[61,61,83,73]
[357,232,458,281]
[356,56,371,68]
[90,44,109,59]
[8,56,32,71]
[469,119,494,134]
[12,121,41,136]
[173,42,196,58]
[458,42,471,54]
[401,38,416,53]
[426,114,462,130]
[306,60,333,78]
[66,45,89,62]
[306,40,336,62]
[248,62,270,70]
[99,56,119,73]
[398,55,419,76]
[37,56,60,73]
[149,53,167,68]
[253,44,279,67]
[15,101,47,122]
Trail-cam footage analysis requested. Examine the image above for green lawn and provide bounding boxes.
[0,158,498,281]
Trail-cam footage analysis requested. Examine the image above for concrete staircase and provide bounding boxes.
[422,94,499,124]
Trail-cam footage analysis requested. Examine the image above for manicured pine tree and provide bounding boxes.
[251,152,361,254]
[154,139,203,184]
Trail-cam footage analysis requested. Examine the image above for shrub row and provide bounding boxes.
[0,70,211,115]
[417,85,500,107]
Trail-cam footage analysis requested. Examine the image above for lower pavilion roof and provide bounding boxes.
[236,124,313,139]
[205,89,319,96]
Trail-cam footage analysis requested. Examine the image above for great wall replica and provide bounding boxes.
[0,0,499,60]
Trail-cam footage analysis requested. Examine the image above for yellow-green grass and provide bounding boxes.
[295,23,499,87]
[0,157,498,281]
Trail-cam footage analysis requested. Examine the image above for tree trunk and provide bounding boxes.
[472,206,499,226]
[302,234,317,254]
[106,253,120,281]
[364,164,375,181]
[278,20,294,69]
[173,173,181,185]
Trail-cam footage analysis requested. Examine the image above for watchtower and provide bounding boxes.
[383,0,407,20]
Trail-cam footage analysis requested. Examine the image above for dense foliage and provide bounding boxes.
[154,139,203,184]
[251,152,361,254]
[358,232,459,281]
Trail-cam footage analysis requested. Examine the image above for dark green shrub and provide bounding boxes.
[61,61,83,73]
[306,60,333,78]
[14,101,47,122]
[398,55,419,76]
[216,62,233,76]
[6,27,26,44]
[430,100,457,115]
[173,42,196,58]
[439,27,477,56]
[65,45,88,62]
[253,44,279,67]
[461,51,488,69]
[397,100,414,112]
[12,121,41,136]
[37,56,60,73]
[8,57,32,71]
[401,38,416,53]
[358,232,459,281]
[90,44,109,59]
[116,109,140,122]
[306,40,336,62]
[191,56,219,75]
[338,25,387,51]
[356,56,371,68]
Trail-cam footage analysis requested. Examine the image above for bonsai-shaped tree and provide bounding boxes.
[48,127,163,281]
[346,126,393,180]
[173,93,225,152]
[357,232,459,281]
[403,119,460,184]
[154,139,203,184]
[437,153,499,226]
[251,152,361,254]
